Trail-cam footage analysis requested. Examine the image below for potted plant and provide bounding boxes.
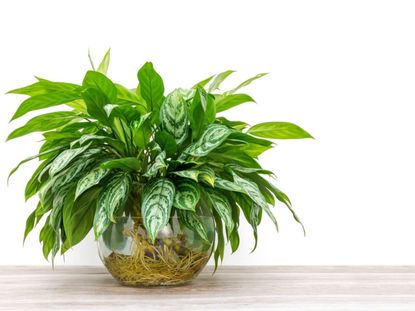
[7,50,312,286]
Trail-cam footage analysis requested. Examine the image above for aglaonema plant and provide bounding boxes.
[7,50,312,268]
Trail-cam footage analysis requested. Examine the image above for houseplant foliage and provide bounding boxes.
[7,50,312,280]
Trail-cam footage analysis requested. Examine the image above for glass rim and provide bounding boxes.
[112,215,213,220]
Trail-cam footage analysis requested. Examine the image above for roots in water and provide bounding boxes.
[103,228,210,286]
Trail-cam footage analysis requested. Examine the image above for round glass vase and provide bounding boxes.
[98,216,214,287]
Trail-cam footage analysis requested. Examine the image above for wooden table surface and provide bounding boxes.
[0,266,415,310]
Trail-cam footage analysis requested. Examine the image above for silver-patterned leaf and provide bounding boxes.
[232,172,267,208]
[94,174,131,238]
[143,151,166,178]
[214,177,245,193]
[75,167,109,200]
[141,178,175,242]
[226,164,274,175]
[171,169,200,182]
[39,158,95,206]
[173,180,200,211]
[49,144,91,176]
[50,184,74,233]
[160,89,188,144]
[178,210,209,242]
[184,124,232,157]
[206,190,234,233]
[232,172,279,232]
[198,166,215,186]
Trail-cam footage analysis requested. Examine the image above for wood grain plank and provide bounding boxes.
[0,266,415,310]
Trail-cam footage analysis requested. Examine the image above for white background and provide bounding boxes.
[0,0,414,266]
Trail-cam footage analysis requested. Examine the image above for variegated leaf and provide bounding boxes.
[49,144,90,176]
[178,210,209,242]
[232,172,279,231]
[226,164,274,175]
[70,134,108,148]
[94,174,131,238]
[143,151,166,178]
[141,178,175,242]
[198,166,215,186]
[75,167,109,200]
[160,89,188,144]
[171,169,200,182]
[215,177,245,193]
[206,190,234,233]
[232,172,267,208]
[50,185,74,233]
[173,180,200,211]
[39,158,95,205]
[184,124,233,157]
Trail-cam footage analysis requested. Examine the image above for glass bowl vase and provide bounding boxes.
[98,216,214,286]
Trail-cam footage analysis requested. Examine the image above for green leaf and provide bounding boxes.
[94,173,131,237]
[160,89,188,144]
[7,112,76,141]
[171,169,200,182]
[214,177,245,193]
[241,143,272,157]
[192,75,214,88]
[248,122,313,139]
[206,190,234,233]
[48,144,90,176]
[199,166,215,186]
[39,218,56,260]
[231,172,267,208]
[231,173,279,232]
[212,210,225,271]
[263,204,279,232]
[11,91,80,120]
[49,184,74,233]
[208,70,235,92]
[143,151,166,178]
[137,62,164,117]
[23,210,36,243]
[8,78,80,96]
[132,113,152,148]
[184,124,233,157]
[81,88,111,126]
[83,71,117,102]
[155,131,177,156]
[229,228,240,253]
[227,73,268,94]
[173,180,200,211]
[97,49,111,75]
[252,174,305,235]
[178,210,208,242]
[217,117,248,131]
[24,159,53,200]
[141,178,175,242]
[75,167,109,200]
[188,88,206,140]
[198,88,216,124]
[228,132,273,146]
[8,145,66,183]
[63,187,101,251]
[209,149,261,168]
[66,99,87,113]
[215,94,255,113]
[39,156,96,209]
[226,164,273,175]
[114,84,147,113]
[100,157,141,171]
